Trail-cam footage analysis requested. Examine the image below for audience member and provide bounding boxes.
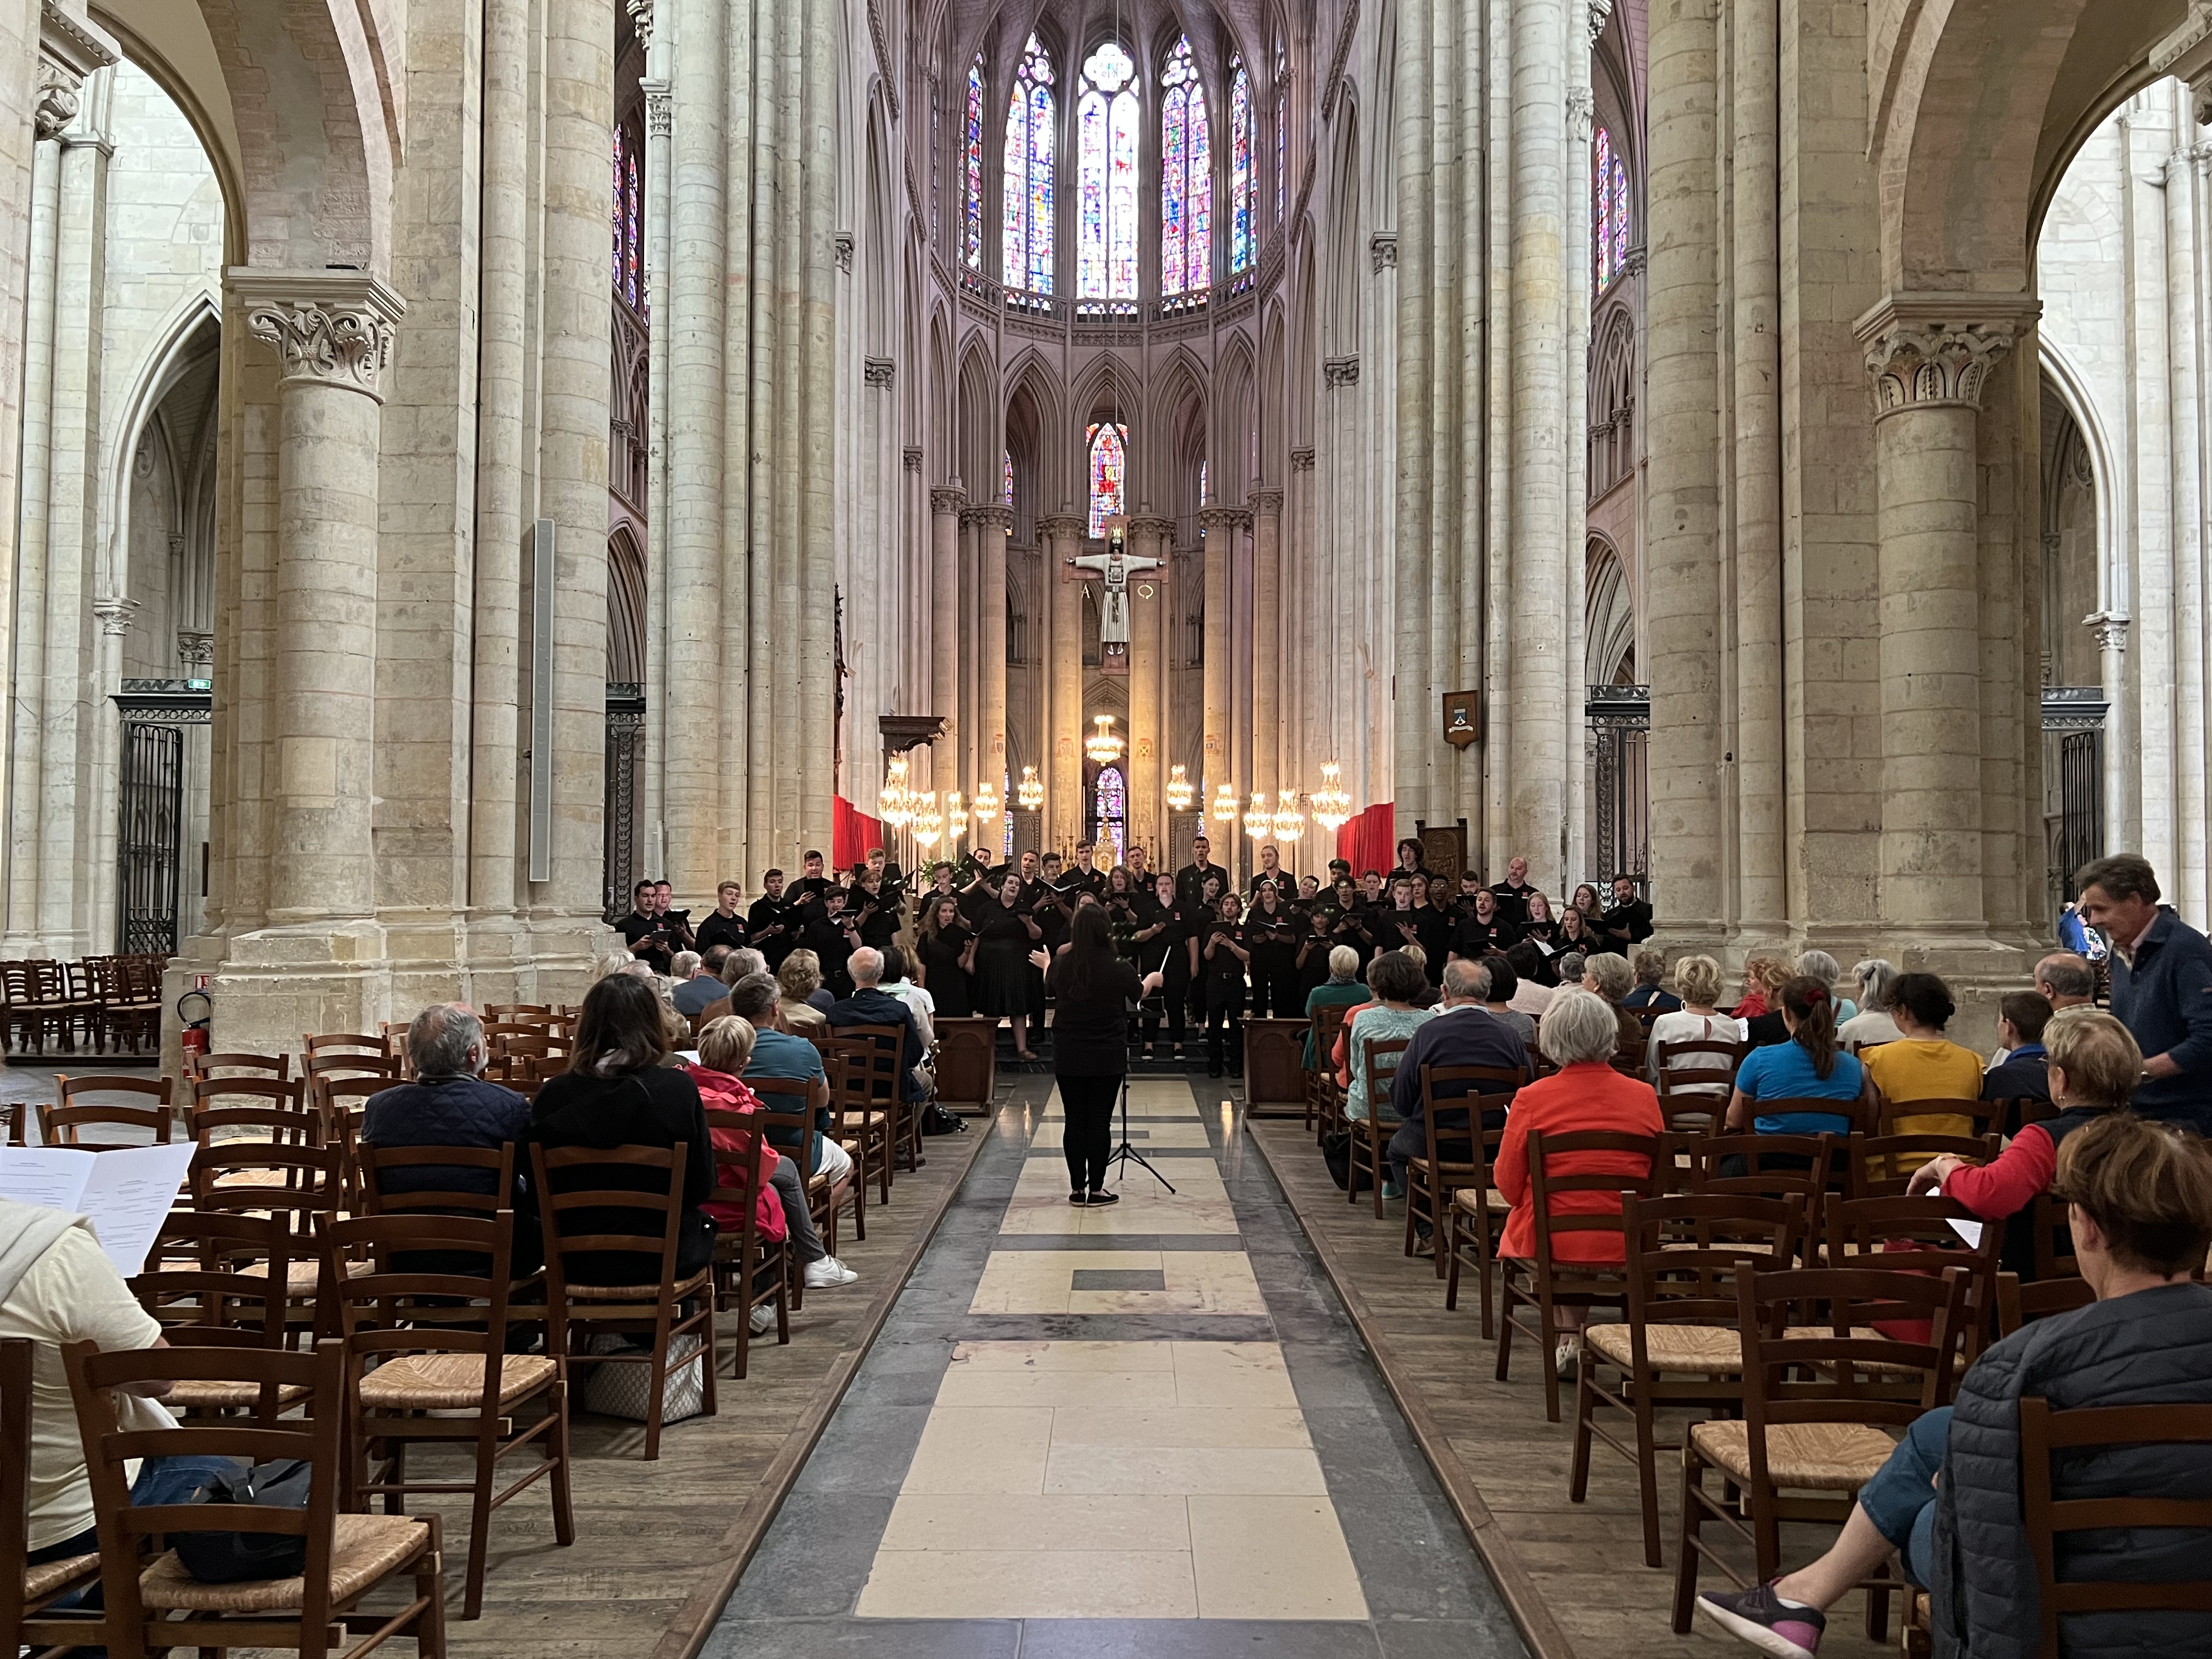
[1723,975,1865,1139]
[1646,955,1748,1101]
[1477,952,1538,1046]
[777,951,831,1037]
[1733,956,1785,1022]
[825,947,926,1105]
[1504,942,1556,1017]
[1980,991,2055,1106]
[673,951,726,1019]
[1863,972,1985,1139]
[1492,989,1663,1376]
[879,945,937,1051]
[1384,960,1531,1204]
[1793,951,1858,1023]
[1302,944,1368,1069]
[1837,958,1903,1048]
[724,973,854,1192]
[1580,951,1644,1059]
[1555,951,1588,996]
[1623,949,1683,1013]
[2034,949,2095,1011]
[2076,852,2212,1136]
[1339,952,1438,1198]
[1696,1110,2212,1659]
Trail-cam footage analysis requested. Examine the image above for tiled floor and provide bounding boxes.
[704,1076,1528,1658]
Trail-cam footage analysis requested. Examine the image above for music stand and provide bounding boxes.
[1105,1070,1175,1194]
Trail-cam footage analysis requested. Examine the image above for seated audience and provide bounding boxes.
[1623,949,1683,1013]
[1837,957,1903,1048]
[1646,955,1748,1099]
[879,945,937,1049]
[1504,942,1556,1018]
[673,949,727,1018]
[1554,951,1588,999]
[1980,991,2055,1106]
[2034,949,2096,1012]
[723,972,854,1189]
[826,946,927,1104]
[1863,971,1986,1138]
[1740,958,1797,1046]
[525,972,715,1287]
[687,1015,856,1300]
[777,950,831,1037]
[1385,960,1531,1206]
[1733,956,1785,1021]
[1303,944,1369,1069]
[1793,951,1858,1023]
[1696,1109,2212,1659]
[1581,951,1644,1058]
[1477,952,1538,1046]
[1493,989,1664,1375]
[1723,975,1865,1138]
[1338,953,1438,1193]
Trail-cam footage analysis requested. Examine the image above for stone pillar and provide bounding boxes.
[232,273,405,922]
[2090,611,2133,855]
[4,131,58,952]
[1197,505,1242,805]
[1127,513,1175,864]
[1856,303,2023,933]
[1040,512,1087,855]
[959,507,983,792]
[973,503,1012,804]
[929,486,963,794]
[1249,489,1284,808]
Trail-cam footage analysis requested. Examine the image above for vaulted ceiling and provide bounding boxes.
[929,0,1301,108]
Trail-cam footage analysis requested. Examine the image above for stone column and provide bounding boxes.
[959,507,983,792]
[2090,611,2133,855]
[1198,505,1242,805]
[929,486,963,794]
[1856,302,2023,933]
[1127,513,1175,863]
[1249,489,1284,808]
[1040,512,1087,854]
[973,503,1012,804]
[232,272,404,922]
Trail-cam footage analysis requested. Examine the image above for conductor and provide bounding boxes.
[1031,907,1164,1206]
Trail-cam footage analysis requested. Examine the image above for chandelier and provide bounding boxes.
[878,756,914,828]
[1166,765,1194,814]
[972,779,1002,825]
[911,791,943,850]
[944,790,966,845]
[1311,761,1354,833]
[1085,715,1123,766]
[1273,793,1306,843]
[1212,784,1239,828]
[1244,792,1272,842]
[1017,765,1045,813]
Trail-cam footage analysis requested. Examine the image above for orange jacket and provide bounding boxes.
[1493,1061,1662,1263]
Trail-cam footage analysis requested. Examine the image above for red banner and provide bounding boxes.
[832,797,884,871]
[1336,801,1395,881]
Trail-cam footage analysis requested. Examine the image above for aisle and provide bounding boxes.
[703,1076,1527,1657]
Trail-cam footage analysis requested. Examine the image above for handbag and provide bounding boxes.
[1321,1129,1357,1191]
[580,1331,707,1424]
[919,1102,967,1136]
[174,1458,314,1583]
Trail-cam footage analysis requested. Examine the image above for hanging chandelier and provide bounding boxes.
[1312,761,1354,833]
[972,779,1002,825]
[1017,765,1045,813]
[878,756,914,828]
[911,791,943,850]
[1166,765,1194,814]
[1244,792,1271,842]
[1273,792,1306,843]
[1085,715,1123,766]
[944,790,966,845]
[1212,784,1239,828]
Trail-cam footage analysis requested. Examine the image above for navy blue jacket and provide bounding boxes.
[2109,908,2212,1135]
[1980,1042,2052,1106]
[1385,1006,1531,1133]
[360,1074,533,1197]
[826,987,927,1103]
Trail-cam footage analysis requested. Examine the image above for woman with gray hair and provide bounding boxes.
[1301,944,1369,1070]
[1793,950,1859,1023]
[1491,988,1664,1378]
[1838,958,1904,1048]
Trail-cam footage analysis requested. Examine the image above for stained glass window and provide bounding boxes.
[612,124,644,311]
[1274,41,1288,224]
[1003,448,1014,507]
[1087,421,1128,538]
[626,148,641,311]
[1593,127,1627,293]
[1199,458,1209,507]
[1094,765,1127,865]
[611,127,624,291]
[1229,57,1254,271]
[963,55,985,269]
[1003,35,1056,294]
[1161,39,1211,295]
[1078,42,1139,302]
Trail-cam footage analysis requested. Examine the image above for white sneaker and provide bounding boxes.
[1554,1335,1580,1380]
[748,1304,777,1335]
[804,1256,860,1289]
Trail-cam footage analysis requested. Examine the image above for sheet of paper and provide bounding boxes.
[0,1145,94,1211]
[73,1142,196,1277]
[1927,1182,1986,1250]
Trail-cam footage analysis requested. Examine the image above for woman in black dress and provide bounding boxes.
[972,877,1046,1059]
[917,895,977,1018]
[1245,883,1301,1018]
[1136,873,1196,1059]
[1201,891,1252,1078]
[1031,907,1164,1204]
[1520,890,1562,983]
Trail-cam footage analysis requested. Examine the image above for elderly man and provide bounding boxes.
[2035,950,2096,1011]
[826,947,927,1106]
[2075,853,2212,1136]
[673,947,727,1019]
[1384,960,1532,1210]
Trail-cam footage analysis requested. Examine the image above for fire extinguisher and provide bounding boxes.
[177,989,212,1056]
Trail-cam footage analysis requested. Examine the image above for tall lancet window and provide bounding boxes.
[963,54,986,268]
[1078,42,1139,303]
[1087,421,1128,537]
[1003,35,1056,293]
[612,122,644,311]
[1593,126,1627,291]
[1274,40,1288,224]
[1160,38,1209,295]
[1228,55,1254,271]
[1094,765,1127,864]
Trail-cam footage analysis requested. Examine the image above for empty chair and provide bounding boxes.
[38,1073,176,1149]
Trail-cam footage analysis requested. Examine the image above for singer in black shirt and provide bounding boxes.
[747,871,801,970]
[695,882,749,957]
[617,880,676,973]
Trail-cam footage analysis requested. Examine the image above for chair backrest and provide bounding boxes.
[61,1335,346,1636]
[1417,1063,1523,1169]
[191,1073,309,1122]
[1,1337,32,1620]
[185,1050,291,1083]
[746,1074,822,1185]
[1737,1265,1971,1437]
[1878,1096,1997,1139]
[702,1105,770,1261]
[189,1141,346,1245]
[527,1138,690,1296]
[40,1073,176,1148]
[1847,1131,2004,1199]
[1524,1127,1661,1292]
[358,1140,517,1219]
[827,1024,907,1105]
[1360,1035,1411,1112]
[304,1030,390,1057]
[1313,1001,1352,1067]
[1995,1270,2095,1338]
[2029,1190,2078,1280]
[2019,1394,2212,1650]
[130,1209,292,1370]
[1821,1191,2004,1354]
[1685,1131,1839,1203]
[1652,1037,1746,1110]
[1622,1193,1802,1336]
[324,1210,521,1388]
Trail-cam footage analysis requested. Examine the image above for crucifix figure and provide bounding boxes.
[1066,536,1165,650]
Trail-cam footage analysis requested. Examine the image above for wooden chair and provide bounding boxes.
[38,1072,177,1148]
[825,1029,899,1217]
[1822,1192,2004,1361]
[1572,1192,1802,1566]
[1404,1063,1524,1276]
[750,1070,851,1273]
[831,1020,924,1175]
[1847,1131,2002,1199]
[194,1141,352,1331]
[184,1048,292,1083]
[1995,1269,2095,1337]
[1350,1035,1411,1216]
[190,1076,321,1200]
[528,1140,718,1460]
[483,1004,557,1024]
[0,960,63,1055]
[931,1015,1000,1115]
[2029,1190,2078,1282]
[55,1335,447,1659]
[1,1337,101,1656]
[2018,1396,2212,1650]
[1496,1127,1662,1423]
[328,1209,572,1619]
[358,1141,520,1222]
[703,1105,791,1379]
[1651,1037,1745,1133]
[1310,1002,1353,1137]
[303,1031,400,1085]
[1672,1265,1971,1641]
[130,1209,303,1421]
[1681,1130,1839,1217]
[1877,1095,1997,1147]
[311,1073,393,1210]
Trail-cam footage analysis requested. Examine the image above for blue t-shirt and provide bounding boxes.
[743,1029,831,1149]
[1734,1038,1863,1136]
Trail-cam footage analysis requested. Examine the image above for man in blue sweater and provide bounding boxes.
[2076,853,2212,1137]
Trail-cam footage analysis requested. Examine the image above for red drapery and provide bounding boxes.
[832,797,884,871]
[1336,802,1395,879]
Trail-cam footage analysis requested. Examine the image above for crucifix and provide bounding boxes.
[1065,520,1165,668]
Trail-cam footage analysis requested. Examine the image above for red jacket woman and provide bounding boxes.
[686,1061,788,1242]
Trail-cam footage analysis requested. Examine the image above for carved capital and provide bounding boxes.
[92,596,140,637]
[230,270,405,403]
[967,504,1014,534]
[1037,513,1090,544]
[34,61,78,140]
[1369,233,1396,274]
[642,80,673,139]
[903,447,924,473]
[1124,515,1177,543]
[176,628,215,668]
[1566,86,1594,142]
[166,532,188,559]
[1197,506,1250,536]
[930,486,967,516]
[1853,294,2038,418]
[2086,610,2131,654]
[833,232,855,274]
[625,0,653,46]
[1247,488,1285,516]
[1587,0,1615,43]
[1289,446,1316,473]
[36,2,115,141]
[863,355,895,388]
[1323,355,1359,388]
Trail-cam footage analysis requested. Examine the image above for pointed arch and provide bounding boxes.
[1002,31,1056,293]
[1076,37,1140,304]
[1160,35,1210,296]
[607,524,648,684]
[956,334,1001,496]
[1584,537,1636,686]
[1212,333,1257,505]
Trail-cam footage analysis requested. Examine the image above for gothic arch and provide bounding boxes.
[104,291,223,595]
[606,526,647,685]
[2038,338,2123,619]
[1584,536,1636,687]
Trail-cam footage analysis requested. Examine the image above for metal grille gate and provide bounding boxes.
[602,682,645,922]
[117,721,184,955]
[2042,687,2107,923]
[1587,684,1651,884]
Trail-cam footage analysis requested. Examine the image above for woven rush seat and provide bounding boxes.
[1688,1419,1897,1490]
[138,1514,430,1611]
[1584,1322,1742,1373]
[167,1379,309,1412]
[1452,1186,1509,1215]
[565,1267,712,1302]
[360,1352,556,1410]
[1782,1324,1965,1379]
[1409,1157,1477,1178]
[24,1551,99,1601]
[237,1258,373,1290]
[212,1167,293,1189]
